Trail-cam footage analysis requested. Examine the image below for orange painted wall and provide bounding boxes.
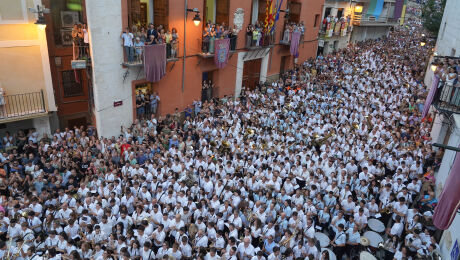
[126,0,323,116]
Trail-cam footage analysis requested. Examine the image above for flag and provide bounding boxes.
[394,0,404,20]
[367,0,378,16]
[400,0,408,25]
[373,0,384,18]
[290,31,301,58]
[274,0,284,22]
[214,38,230,69]
[264,0,275,33]
[433,147,460,230]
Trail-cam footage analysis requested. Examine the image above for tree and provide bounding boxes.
[421,0,446,35]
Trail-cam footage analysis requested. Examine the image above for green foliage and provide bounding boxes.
[421,0,446,35]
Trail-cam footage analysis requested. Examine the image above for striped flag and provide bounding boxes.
[264,0,275,33]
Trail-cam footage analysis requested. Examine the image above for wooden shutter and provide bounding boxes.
[216,0,229,25]
[153,0,169,29]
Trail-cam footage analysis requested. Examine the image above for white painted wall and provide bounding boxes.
[435,0,460,56]
[436,115,460,259]
[86,0,140,138]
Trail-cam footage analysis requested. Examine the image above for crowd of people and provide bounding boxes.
[0,22,443,260]
[281,22,305,44]
[245,21,276,48]
[71,23,90,60]
[202,22,238,54]
[135,91,161,121]
[122,24,179,64]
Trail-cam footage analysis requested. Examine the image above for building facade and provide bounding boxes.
[424,0,460,258]
[317,0,354,55]
[350,0,401,43]
[84,0,324,137]
[0,0,58,137]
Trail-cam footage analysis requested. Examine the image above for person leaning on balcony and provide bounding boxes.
[121,27,134,63]
[146,34,158,45]
[134,37,144,63]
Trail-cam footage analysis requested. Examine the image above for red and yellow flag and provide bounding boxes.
[264,0,275,33]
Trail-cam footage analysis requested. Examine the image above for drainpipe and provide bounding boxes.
[182,0,188,92]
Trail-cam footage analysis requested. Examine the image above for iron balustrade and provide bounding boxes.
[433,80,460,114]
[123,43,180,66]
[0,90,47,120]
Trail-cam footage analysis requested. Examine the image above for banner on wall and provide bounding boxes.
[340,22,347,36]
[214,38,230,69]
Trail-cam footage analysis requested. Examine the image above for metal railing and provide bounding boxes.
[201,35,238,54]
[245,32,275,49]
[0,91,47,120]
[358,16,399,25]
[123,43,179,66]
[433,81,460,114]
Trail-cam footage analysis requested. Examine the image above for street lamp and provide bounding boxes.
[192,13,201,26]
[29,5,49,29]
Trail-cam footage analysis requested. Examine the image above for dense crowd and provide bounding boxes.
[0,23,442,260]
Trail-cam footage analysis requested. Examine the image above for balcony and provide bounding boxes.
[245,33,275,50]
[356,16,399,26]
[0,91,47,123]
[433,81,460,114]
[198,35,238,58]
[71,45,91,69]
[122,44,179,67]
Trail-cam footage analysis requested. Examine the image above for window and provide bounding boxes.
[62,70,84,97]
[204,0,228,25]
[258,0,267,25]
[215,0,229,25]
[337,8,344,19]
[287,0,301,23]
[324,7,332,20]
[153,0,169,29]
[49,0,84,46]
[314,14,320,27]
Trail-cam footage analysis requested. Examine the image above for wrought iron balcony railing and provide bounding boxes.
[433,81,460,114]
[0,90,47,121]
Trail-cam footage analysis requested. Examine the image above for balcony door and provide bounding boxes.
[243,58,262,91]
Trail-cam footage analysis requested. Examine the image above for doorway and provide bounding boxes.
[243,58,262,91]
[280,56,290,76]
[67,117,87,129]
[202,71,215,102]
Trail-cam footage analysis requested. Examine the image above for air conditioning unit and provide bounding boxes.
[61,11,79,28]
[61,30,73,46]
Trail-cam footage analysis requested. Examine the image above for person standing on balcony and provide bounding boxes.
[134,37,144,64]
[82,24,89,59]
[165,29,172,59]
[121,27,134,63]
[147,24,158,41]
[209,26,216,54]
[203,23,211,54]
[171,28,178,58]
[246,24,253,48]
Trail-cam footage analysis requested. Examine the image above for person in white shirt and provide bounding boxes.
[237,237,255,260]
[387,215,404,238]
